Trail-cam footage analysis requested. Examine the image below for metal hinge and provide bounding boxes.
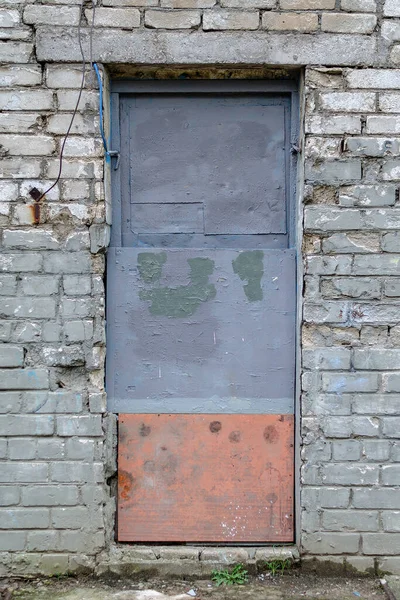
[107,150,120,170]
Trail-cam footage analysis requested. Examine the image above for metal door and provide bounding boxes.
[107,80,298,543]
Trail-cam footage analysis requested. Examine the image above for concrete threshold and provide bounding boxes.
[96,546,299,578]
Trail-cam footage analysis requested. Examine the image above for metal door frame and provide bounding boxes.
[107,76,301,544]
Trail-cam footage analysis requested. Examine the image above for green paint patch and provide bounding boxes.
[138,252,167,283]
[139,257,216,318]
[232,250,264,302]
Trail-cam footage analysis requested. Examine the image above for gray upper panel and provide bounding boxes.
[120,92,291,247]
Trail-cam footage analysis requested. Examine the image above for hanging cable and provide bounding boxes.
[34,0,96,203]
[93,62,119,168]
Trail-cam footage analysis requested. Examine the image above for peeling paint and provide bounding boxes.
[139,256,216,318]
[232,250,264,302]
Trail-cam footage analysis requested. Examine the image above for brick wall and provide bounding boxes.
[1,0,400,576]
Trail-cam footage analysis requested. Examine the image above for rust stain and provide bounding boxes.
[118,414,294,543]
[229,430,241,443]
[118,470,135,502]
[209,420,222,433]
[264,424,279,443]
[29,187,43,225]
[139,423,151,437]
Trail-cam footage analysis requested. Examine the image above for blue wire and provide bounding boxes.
[93,62,111,162]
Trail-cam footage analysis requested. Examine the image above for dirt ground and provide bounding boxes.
[0,573,387,600]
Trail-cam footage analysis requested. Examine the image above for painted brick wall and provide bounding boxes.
[1,0,400,576]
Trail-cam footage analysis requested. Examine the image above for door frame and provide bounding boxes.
[107,75,302,545]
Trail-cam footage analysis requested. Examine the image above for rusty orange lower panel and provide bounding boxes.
[118,414,294,543]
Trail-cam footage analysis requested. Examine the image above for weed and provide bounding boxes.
[211,564,249,586]
[264,558,292,576]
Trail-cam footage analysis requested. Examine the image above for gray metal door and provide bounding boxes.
[107,80,298,542]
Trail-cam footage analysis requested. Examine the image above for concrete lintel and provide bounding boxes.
[36,28,377,67]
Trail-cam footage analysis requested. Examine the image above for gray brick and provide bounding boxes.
[0,253,42,272]
[351,303,400,324]
[307,256,352,275]
[0,508,49,529]
[321,278,380,300]
[345,137,400,157]
[383,374,400,392]
[42,322,61,343]
[85,7,140,27]
[52,506,90,529]
[21,485,78,506]
[0,298,56,319]
[383,512,400,533]
[0,345,23,367]
[353,394,400,415]
[62,298,94,319]
[362,441,390,461]
[321,13,376,35]
[9,438,36,459]
[323,510,378,532]
[0,415,54,436]
[0,486,19,506]
[51,461,103,483]
[367,116,400,135]
[26,531,59,552]
[302,532,360,554]
[348,68,400,88]
[384,0,400,17]
[354,349,400,370]
[37,439,64,459]
[303,348,351,370]
[65,438,95,460]
[322,372,379,393]
[0,462,48,483]
[145,9,201,28]
[58,530,104,553]
[305,161,362,183]
[322,417,352,438]
[56,415,102,437]
[322,464,379,485]
[21,275,59,296]
[0,275,17,296]
[332,440,361,461]
[65,320,94,342]
[306,207,400,232]
[0,392,22,413]
[63,275,91,296]
[385,279,400,297]
[322,233,379,254]
[382,232,400,253]
[89,392,106,414]
[339,185,396,208]
[0,531,26,551]
[382,465,400,485]
[302,487,350,510]
[3,230,59,250]
[363,533,400,555]
[24,5,79,25]
[304,302,349,324]
[320,92,375,112]
[382,418,400,438]
[40,345,85,368]
[0,369,48,390]
[44,252,91,274]
[353,488,400,509]
[12,322,41,343]
[22,391,83,414]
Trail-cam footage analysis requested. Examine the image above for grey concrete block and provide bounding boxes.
[21,485,78,506]
[56,415,102,437]
[353,488,400,509]
[0,462,48,483]
[322,464,379,485]
[0,508,49,529]
[0,345,24,367]
[322,510,379,532]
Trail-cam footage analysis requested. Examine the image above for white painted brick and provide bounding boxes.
[63,137,102,158]
[348,69,400,89]
[145,9,201,28]
[0,42,32,63]
[0,90,53,111]
[57,90,97,112]
[0,181,18,202]
[0,66,40,87]
[103,0,157,5]
[47,113,98,135]
[221,0,273,6]
[0,112,41,133]
[382,20,400,43]
[305,115,361,135]
[85,7,140,27]
[0,134,55,156]
[203,10,259,30]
